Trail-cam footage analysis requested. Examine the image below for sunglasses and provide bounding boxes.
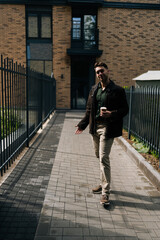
[96,69,104,74]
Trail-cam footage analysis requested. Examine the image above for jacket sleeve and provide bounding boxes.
[77,89,93,130]
[110,88,129,121]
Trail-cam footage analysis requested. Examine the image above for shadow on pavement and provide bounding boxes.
[0,113,65,240]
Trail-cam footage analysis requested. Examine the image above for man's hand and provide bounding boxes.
[75,126,83,134]
[101,110,111,118]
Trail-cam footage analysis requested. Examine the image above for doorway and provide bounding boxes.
[71,57,95,109]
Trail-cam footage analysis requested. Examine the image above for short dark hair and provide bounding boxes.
[94,62,108,69]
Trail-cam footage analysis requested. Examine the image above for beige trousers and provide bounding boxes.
[92,124,114,196]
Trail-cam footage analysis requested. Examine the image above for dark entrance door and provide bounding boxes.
[71,58,95,109]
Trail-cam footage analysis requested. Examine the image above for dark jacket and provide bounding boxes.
[77,80,129,138]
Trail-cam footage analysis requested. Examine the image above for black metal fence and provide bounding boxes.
[0,55,56,175]
[124,86,160,160]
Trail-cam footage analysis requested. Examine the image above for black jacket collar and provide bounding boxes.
[94,79,115,94]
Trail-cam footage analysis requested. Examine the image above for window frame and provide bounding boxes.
[71,7,98,49]
[27,12,52,40]
[26,7,52,76]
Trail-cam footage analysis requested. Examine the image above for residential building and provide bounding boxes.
[0,0,160,109]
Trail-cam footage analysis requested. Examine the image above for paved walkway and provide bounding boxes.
[0,111,160,240]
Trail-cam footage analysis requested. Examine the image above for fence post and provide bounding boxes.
[128,86,134,139]
[26,67,29,147]
[54,78,56,110]
[40,73,43,129]
[51,77,56,111]
[0,55,3,176]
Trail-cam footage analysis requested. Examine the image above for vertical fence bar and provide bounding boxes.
[137,88,141,139]
[19,64,21,150]
[15,62,17,152]
[26,67,29,147]
[149,87,153,150]
[141,87,145,141]
[13,61,16,154]
[156,87,160,155]
[156,87,160,169]
[4,58,8,171]
[150,87,153,151]
[143,87,147,144]
[40,73,43,129]
[10,59,14,163]
[152,87,156,152]
[7,58,11,167]
[146,87,150,146]
[154,87,158,154]
[128,86,133,139]
[2,57,6,173]
[1,56,5,175]
[17,64,20,150]
[19,64,22,148]
[0,55,2,176]
[17,63,20,151]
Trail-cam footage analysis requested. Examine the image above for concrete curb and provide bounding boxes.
[116,136,160,191]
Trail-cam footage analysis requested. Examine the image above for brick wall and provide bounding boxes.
[0,4,26,66]
[0,4,26,107]
[52,6,71,109]
[97,7,160,87]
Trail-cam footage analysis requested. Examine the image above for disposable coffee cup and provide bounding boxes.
[100,107,107,116]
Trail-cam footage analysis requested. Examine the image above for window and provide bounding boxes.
[72,8,97,49]
[28,60,52,76]
[28,16,38,38]
[27,8,52,76]
[27,43,52,76]
[28,13,51,39]
[72,17,81,39]
[41,16,51,38]
[84,15,96,48]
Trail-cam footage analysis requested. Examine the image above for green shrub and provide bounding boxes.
[0,109,22,139]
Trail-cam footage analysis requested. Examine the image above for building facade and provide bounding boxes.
[0,0,160,109]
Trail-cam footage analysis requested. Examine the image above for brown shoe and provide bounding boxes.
[100,195,110,205]
[92,185,102,194]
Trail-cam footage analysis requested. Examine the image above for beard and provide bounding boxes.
[99,74,108,83]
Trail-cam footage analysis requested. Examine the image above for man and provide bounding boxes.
[75,62,129,205]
